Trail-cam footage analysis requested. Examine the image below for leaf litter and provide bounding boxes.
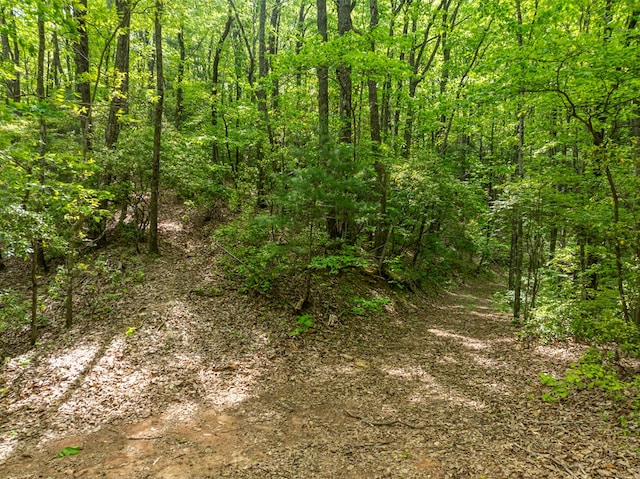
[0,195,639,478]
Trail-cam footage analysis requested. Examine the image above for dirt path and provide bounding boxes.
[1,198,639,478]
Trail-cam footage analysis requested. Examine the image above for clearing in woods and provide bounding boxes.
[1,197,639,478]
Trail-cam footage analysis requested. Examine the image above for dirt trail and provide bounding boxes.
[1,198,639,478]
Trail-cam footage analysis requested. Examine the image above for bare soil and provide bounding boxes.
[1,196,639,478]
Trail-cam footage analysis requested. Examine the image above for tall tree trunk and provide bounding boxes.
[30,245,38,346]
[627,14,640,324]
[35,9,48,274]
[268,0,281,111]
[73,0,92,156]
[369,0,388,256]
[316,0,329,151]
[401,2,444,159]
[511,108,525,321]
[336,0,353,145]
[633,101,640,324]
[380,0,405,144]
[256,0,271,208]
[30,8,49,346]
[51,29,63,90]
[603,160,630,321]
[437,1,461,148]
[37,11,46,155]
[212,15,234,164]
[0,8,10,100]
[392,17,410,148]
[148,0,164,255]
[510,0,526,321]
[228,0,255,87]
[324,0,354,240]
[295,1,308,88]
[257,0,273,142]
[105,0,131,149]
[316,0,333,235]
[174,24,185,129]
[1,7,20,102]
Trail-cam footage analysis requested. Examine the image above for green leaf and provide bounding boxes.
[56,446,82,458]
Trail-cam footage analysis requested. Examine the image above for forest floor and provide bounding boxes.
[1,195,640,479]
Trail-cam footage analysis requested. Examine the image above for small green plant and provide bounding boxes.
[540,355,628,402]
[16,356,31,367]
[125,326,137,337]
[539,349,640,430]
[308,251,369,275]
[215,222,291,293]
[290,314,314,336]
[0,289,28,332]
[56,446,82,458]
[539,372,570,401]
[350,296,391,316]
[491,289,513,313]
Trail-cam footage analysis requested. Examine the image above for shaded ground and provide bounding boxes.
[1,197,639,478]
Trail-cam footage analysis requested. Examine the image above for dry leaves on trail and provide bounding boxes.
[1,196,639,479]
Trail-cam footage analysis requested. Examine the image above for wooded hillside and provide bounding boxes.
[2,2,640,476]
[1,0,640,354]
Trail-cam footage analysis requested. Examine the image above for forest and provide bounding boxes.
[1,0,640,475]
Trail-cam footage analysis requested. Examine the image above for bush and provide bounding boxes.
[0,289,28,332]
[215,217,294,293]
[539,348,640,432]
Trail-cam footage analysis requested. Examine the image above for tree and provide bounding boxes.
[105,0,132,149]
[73,0,92,156]
[0,3,20,103]
[148,0,164,255]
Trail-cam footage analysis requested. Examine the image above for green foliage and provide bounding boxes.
[521,260,640,355]
[350,296,391,316]
[308,251,369,275]
[491,290,513,313]
[539,349,640,431]
[540,362,624,402]
[0,290,28,332]
[56,446,82,458]
[66,252,146,320]
[161,128,232,205]
[289,314,314,336]
[236,242,288,293]
[215,218,293,293]
[383,155,488,285]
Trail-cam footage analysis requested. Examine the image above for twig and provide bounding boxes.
[356,440,393,448]
[512,443,583,479]
[126,436,163,440]
[523,419,593,427]
[344,409,425,429]
[212,240,248,267]
[211,364,237,372]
